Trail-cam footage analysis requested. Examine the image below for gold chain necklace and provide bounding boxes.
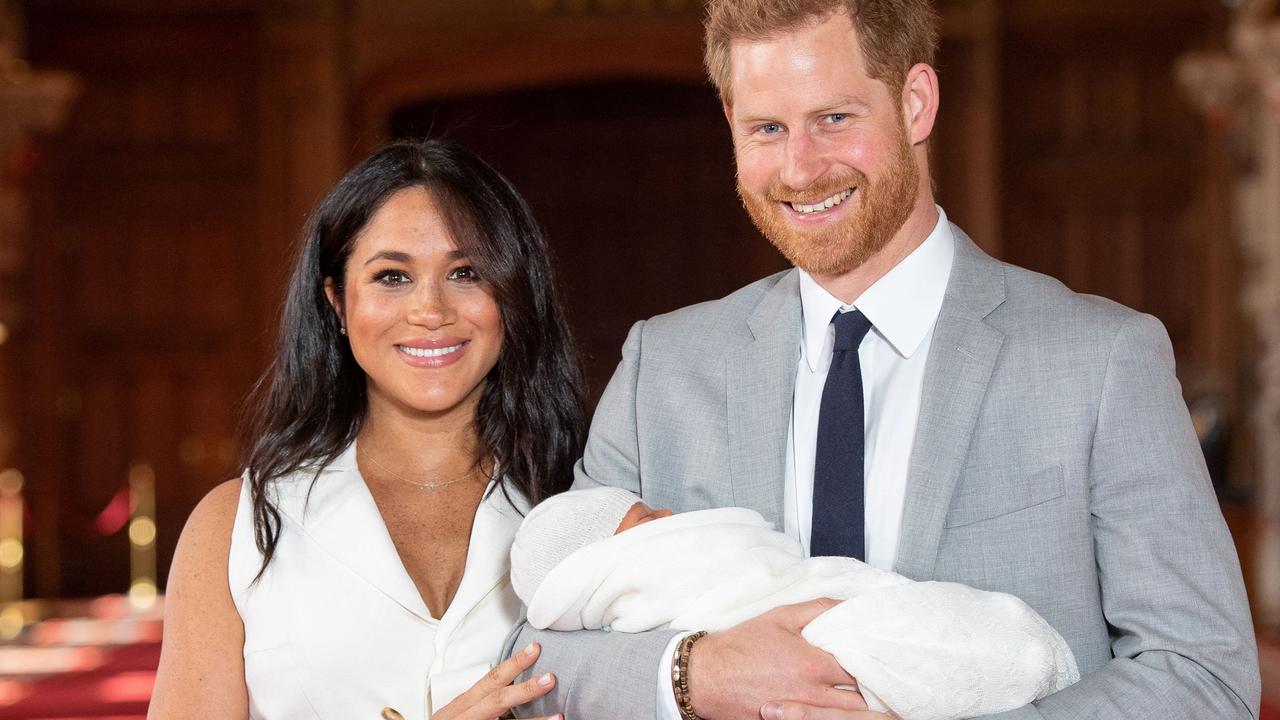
[359,448,479,493]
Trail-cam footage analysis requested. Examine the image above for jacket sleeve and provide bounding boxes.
[511,321,682,719]
[985,313,1260,719]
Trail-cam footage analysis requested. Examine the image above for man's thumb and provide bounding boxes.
[774,597,840,631]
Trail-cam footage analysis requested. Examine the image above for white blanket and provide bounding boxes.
[520,507,1079,720]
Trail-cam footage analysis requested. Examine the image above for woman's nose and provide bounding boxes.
[406,283,454,329]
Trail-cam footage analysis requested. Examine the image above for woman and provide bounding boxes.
[149,139,584,720]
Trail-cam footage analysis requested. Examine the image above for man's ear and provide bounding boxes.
[722,100,734,126]
[902,63,940,145]
[323,277,345,330]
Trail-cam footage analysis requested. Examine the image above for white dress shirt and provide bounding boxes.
[656,208,956,719]
[785,209,955,570]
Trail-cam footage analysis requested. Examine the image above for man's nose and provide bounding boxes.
[406,283,455,329]
[779,132,829,192]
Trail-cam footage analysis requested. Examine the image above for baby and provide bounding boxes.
[510,487,1079,720]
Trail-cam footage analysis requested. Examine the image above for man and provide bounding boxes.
[513,1,1261,718]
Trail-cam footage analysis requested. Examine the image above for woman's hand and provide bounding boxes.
[431,642,561,720]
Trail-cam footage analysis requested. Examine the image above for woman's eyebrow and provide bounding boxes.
[363,250,412,266]
[361,248,468,266]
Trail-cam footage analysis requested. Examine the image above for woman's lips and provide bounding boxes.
[396,340,468,368]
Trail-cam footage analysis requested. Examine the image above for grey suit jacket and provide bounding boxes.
[515,228,1261,719]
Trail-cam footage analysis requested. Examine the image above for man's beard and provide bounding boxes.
[738,125,920,277]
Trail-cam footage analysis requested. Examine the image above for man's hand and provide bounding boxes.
[687,598,889,720]
[758,701,891,720]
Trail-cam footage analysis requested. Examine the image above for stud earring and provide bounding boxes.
[339,326,347,336]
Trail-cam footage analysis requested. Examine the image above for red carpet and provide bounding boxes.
[1262,632,1280,720]
[0,596,160,720]
[0,597,1276,719]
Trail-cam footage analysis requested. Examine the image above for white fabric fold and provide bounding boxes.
[517,506,1079,720]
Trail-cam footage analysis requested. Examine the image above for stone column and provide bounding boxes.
[0,0,77,605]
[1236,10,1280,635]
[1177,0,1280,632]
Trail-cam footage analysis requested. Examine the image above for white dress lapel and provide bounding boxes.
[274,444,434,622]
[436,484,525,639]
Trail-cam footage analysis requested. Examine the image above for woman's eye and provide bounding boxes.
[448,266,480,282]
[372,269,411,286]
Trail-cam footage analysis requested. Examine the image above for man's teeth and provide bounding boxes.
[789,188,853,215]
[399,344,463,358]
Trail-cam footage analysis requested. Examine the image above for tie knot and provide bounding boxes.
[831,309,873,352]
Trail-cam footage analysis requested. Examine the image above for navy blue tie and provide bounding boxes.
[811,309,874,560]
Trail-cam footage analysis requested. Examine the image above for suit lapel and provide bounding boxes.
[726,270,802,527]
[895,229,1007,581]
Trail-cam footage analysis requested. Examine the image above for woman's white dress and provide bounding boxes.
[228,444,525,720]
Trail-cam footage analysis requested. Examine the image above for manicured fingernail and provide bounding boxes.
[538,672,553,686]
[524,642,538,656]
[761,703,782,720]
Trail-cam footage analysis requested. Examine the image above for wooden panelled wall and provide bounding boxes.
[16,0,1248,599]
[996,2,1250,500]
[23,3,265,597]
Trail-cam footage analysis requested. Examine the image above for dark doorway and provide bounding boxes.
[390,79,787,401]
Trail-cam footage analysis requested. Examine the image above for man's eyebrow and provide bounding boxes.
[819,95,871,112]
[734,112,777,125]
[734,97,871,125]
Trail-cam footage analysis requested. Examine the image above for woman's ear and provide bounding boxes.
[323,277,346,333]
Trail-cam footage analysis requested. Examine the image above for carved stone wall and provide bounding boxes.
[1178,0,1280,631]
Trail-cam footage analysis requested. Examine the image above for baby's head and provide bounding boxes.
[510,487,674,603]
[615,499,675,534]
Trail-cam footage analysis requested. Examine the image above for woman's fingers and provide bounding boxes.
[471,642,541,697]
[434,643,547,720]
[481,671,557,718]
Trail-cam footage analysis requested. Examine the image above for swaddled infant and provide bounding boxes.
[510,487,1080,720]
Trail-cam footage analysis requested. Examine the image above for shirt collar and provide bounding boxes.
[799,206,956,372]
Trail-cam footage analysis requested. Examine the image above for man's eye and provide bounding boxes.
[759,123,783,135]
[826,113,848,124]
[372,269,411,285]
[449,266,480,282]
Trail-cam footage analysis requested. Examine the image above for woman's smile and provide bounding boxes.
[396,338,470,368]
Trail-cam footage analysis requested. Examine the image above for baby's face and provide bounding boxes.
[615,501,674,534]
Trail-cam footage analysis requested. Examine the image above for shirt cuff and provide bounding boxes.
[655,631,694,720]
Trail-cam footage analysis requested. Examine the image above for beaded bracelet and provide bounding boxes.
[671,630,709,720]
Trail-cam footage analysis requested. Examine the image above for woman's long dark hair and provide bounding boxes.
[240,139,586,572]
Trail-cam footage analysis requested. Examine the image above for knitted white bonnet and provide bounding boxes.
[510,486,641,605]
